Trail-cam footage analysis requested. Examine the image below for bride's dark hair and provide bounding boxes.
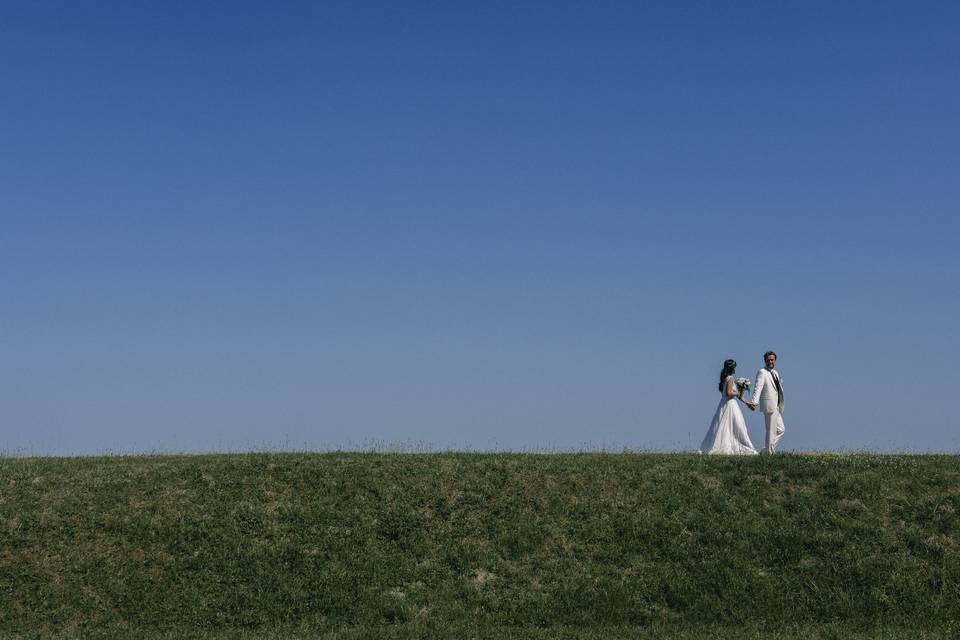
[718,359,736,392]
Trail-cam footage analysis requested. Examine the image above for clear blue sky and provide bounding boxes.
[3,2,958,455]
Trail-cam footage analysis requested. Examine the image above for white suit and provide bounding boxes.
[751,368,785,453]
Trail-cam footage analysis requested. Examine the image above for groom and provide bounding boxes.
[747,350,785,454]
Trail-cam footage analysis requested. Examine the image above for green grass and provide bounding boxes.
[1,452,958,638]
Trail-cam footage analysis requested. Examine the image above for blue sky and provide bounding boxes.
[2,2,958,455]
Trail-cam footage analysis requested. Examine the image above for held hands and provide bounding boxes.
[746,402,757,411]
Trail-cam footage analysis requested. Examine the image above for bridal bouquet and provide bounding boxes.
[735,377,751,398]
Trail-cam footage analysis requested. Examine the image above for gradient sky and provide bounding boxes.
[3,2,959,455]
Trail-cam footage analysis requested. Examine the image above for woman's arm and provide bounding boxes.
[725,377,739,399]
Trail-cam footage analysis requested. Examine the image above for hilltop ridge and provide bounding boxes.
[1,452,958,638]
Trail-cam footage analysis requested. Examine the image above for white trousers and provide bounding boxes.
[763,410,785,453]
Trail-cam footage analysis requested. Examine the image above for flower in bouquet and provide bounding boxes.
[735,377,751,398]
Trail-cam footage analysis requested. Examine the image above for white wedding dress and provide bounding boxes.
[699,376,758,455]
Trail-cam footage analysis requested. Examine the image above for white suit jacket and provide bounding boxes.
[751,368,784,414]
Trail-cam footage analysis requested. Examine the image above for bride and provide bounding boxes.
[699,359,758,455]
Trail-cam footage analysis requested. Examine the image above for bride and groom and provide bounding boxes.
[699,351,785,455]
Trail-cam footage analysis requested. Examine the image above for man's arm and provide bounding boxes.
[775,372,784,411]
[750,370,766,405]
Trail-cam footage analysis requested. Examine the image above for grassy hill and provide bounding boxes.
[1,452,958,639]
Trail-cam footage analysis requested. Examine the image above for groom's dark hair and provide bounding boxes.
[764,350,777,360]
